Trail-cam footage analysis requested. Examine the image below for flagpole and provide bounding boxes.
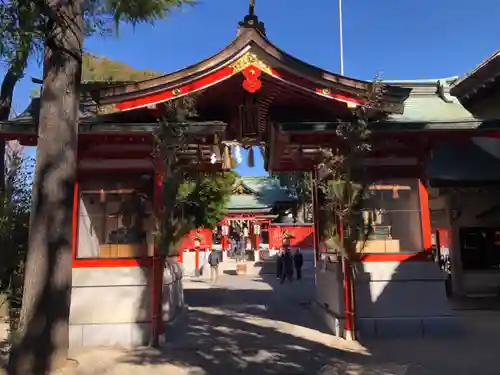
[338,0,344,75]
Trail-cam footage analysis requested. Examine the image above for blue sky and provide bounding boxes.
[4,0,500,176]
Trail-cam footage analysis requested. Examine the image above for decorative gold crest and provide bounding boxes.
[230,52,273,75]
[97,104,119,115]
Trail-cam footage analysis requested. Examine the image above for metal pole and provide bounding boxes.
[338,0,344,75]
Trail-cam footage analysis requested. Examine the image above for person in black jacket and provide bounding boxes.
[293,249,304,280]
[208,250,221,283]
[276,249,284,279]
[281,248,294,284]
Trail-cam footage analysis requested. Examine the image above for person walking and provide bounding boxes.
[293,248,304,280]
[208,250,220,283]
[281,248,294,284]
[276,248,284,279]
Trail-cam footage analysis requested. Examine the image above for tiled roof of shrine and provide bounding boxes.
[384,77,477,124]
[4,76,484,132]
[226,176,295,212]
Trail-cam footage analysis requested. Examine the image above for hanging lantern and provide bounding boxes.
[392,185,400,199]
[230,152,238,169]
[222,145,231,170]
[222,224,229,236]
[99,189,106,203]
[247,147,255,168]
[254,223,261,235]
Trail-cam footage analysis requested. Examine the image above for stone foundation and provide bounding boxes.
[69,262,184,347]
[315,259,462,339]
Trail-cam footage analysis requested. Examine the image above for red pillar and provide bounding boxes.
[221,220,229,251]
[195,246,200,270]
[71,181,80,264]
[255,222,261,255]
[311,168,321,261]
[418,180,432,251]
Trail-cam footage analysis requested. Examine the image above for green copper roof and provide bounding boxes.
[385,77,477,124]
[226,176,295,212]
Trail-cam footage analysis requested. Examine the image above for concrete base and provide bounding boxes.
[312,301,345,337]
[357,316,463,339]
[315,259,463,339]
[69,322,151,347]
[69,262,184,348]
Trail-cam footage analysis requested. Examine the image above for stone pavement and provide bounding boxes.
[21,274,500,374]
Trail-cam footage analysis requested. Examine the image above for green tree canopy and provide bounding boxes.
[180,171,238,231]
[82,53,163,82]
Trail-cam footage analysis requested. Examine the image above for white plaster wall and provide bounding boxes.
[183,251,196,276]
[78,198,100,258]
[182,250,207,276]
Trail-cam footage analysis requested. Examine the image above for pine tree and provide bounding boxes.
[1,1,195,374]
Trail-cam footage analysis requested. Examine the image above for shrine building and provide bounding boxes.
[2,6,499,345]
[179,176,314,275]
[427,51,500,299]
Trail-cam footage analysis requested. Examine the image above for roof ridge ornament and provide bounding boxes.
[238,0,266,36]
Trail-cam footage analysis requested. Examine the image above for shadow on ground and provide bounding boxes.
[118,305,406,375]
[112,271,500,375]
[114,275,437,375]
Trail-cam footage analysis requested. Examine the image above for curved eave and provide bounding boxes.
[450,51,500,100]
[93,28,409,114]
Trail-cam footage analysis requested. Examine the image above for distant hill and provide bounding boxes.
[82,53,164,82]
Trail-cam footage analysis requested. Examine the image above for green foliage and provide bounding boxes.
[180,171,237,230]
[0,1,45,67]
[272,172,312,222]
[0,144,33,335]
[106,0,196,27]
[154,97,237,257]
[0,0,194,76]
[317,77,386,259]
[82,53,163,82]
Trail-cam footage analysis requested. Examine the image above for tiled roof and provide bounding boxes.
[227,176,295,211]
[385,77,477,124]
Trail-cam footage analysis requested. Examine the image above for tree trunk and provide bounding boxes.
[7,1,83,374]
[150,257,165,348]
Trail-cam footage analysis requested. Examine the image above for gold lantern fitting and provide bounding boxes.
[99,189,106,203]
[222,145,231,170]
